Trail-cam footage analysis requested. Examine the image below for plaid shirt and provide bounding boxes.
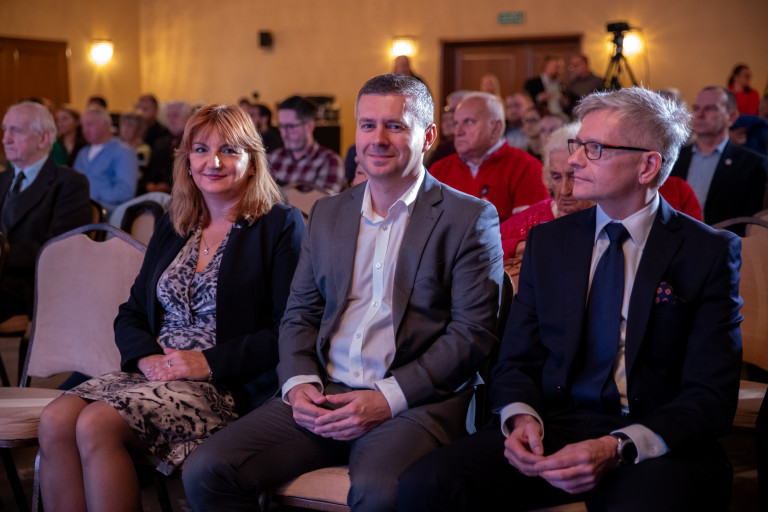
[268,142,345,192]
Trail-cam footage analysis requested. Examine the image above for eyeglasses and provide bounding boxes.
[278,122,307,132]
[567,138,661,161]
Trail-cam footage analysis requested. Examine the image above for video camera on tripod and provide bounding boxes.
[604,21,638,89]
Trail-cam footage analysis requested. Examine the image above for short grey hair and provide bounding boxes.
[8,101,57,149]
[356,74,434,129]
[82,107,113,126]
[574,87,691,187]
[542,122,580,189]
[458,92,505,139]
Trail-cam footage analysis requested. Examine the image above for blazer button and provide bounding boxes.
[555,385,565,393]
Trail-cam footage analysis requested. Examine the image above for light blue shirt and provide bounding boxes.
[8,155,47,194]
[687,137,729,210]
[73,138,138,215]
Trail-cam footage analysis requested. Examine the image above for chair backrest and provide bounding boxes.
[740,230,768,372]
[89,199,108,241]
[22,223,146,382]
[119,200,166,245]
[282,182,333,220]
[746,208,768,238]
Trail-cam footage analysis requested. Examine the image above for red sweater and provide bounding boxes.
[429,143,549,221]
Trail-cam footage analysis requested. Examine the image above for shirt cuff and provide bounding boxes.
[499,402,544,438]
[611,424,669,463]
[281,375,324,405]
[375,376,409,417]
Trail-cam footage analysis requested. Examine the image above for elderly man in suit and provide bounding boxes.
[182,74,504,511]
[671,86,767,231]
[0,101,91,320]
[399,87,743,511]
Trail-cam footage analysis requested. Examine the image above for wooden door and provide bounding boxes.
[440,36,582,107]
[0,37,70,163]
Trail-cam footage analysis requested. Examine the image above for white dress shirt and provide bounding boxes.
[282,171,424,417]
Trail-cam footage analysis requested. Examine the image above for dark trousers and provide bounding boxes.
[182,383,448,512]
[397,421,733,512]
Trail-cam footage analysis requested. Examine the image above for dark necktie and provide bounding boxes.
[10,171,25,196]
[572,222,630,412]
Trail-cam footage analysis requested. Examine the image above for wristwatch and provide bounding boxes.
[610,432,638,465]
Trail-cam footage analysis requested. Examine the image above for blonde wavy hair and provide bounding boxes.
[170,104,282,235]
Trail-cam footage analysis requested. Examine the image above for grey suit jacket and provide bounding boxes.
[278,171,504,443]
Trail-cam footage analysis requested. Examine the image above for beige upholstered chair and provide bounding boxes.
[281,182,333,221]
[713,217,768,429]
[266,274,516,511]
[0,223,146,511]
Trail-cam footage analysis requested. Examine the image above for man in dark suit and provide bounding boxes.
[524,55,565,116]
[399,87,742,511]
[0,101,91,320]
[182,74,504,511]
[671,86,767,230]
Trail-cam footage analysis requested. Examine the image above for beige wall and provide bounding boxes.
[0,0,141,113]
[3,0,767,152]
[138,0,768,152]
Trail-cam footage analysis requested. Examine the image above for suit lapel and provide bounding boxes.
[4,158,56,234]
[624,199,683,374]
[330,187,364,326]
[392,174,443,336]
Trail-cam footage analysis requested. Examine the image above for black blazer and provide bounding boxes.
[670,141,767,227]
[0,157,91,310]
[490,199,742,451]
[115,204,305,412]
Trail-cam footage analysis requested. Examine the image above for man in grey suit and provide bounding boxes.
[183,74,504,511]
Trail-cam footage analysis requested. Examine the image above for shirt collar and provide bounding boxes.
[361,168,424,223]
[594,193,659,251]
[458,138,505,168]
[11,154,47,185]
[692,136,729,156]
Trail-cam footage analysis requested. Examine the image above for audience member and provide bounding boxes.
[74,107,139,215]
[670,86,767,231]
[430,92,548,221]
[522,107,543,160]
[500,122,591,260]
[37,104,305,512]
[539,114,566,148]
[247,103,283,154]
[728,64,760,115]
[119,110,152,172]
[142,101,193,194]
[504,93,533,150]
[269,95,344,192]
[137,94,171,149]
[393,55,427,87]
[657,176,702,220]
[182,73,504,512]
[399,86,742,512]
[524,56,565,116]
[0,101,90,321]
[86,95,108,110]
[480,73,503,97]
[425,89,470,169]
[563,54,605,115]
[52,106,87,167]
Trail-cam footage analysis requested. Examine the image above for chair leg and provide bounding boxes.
[0,354,10,387]
[1,448,29,512]
[32,451,41,512]
[152,472,173,512]
[17,335,29,386]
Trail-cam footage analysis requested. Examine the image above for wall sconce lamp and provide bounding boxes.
[90,40,114,66]
[391,37,416,58]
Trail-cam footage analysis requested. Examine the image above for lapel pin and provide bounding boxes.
[724,158,732,166]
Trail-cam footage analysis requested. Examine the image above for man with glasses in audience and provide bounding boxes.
[269,95,344,192]
[183,73,503,512]
[399,87,742,511]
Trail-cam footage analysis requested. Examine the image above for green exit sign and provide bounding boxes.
[498,11,524,25]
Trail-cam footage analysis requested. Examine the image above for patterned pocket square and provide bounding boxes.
[655,281,680,305]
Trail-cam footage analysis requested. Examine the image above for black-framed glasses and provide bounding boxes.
[278,122,307,132]
[567,138,661,161]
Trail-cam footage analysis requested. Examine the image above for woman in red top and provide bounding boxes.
[728,64,760,115]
